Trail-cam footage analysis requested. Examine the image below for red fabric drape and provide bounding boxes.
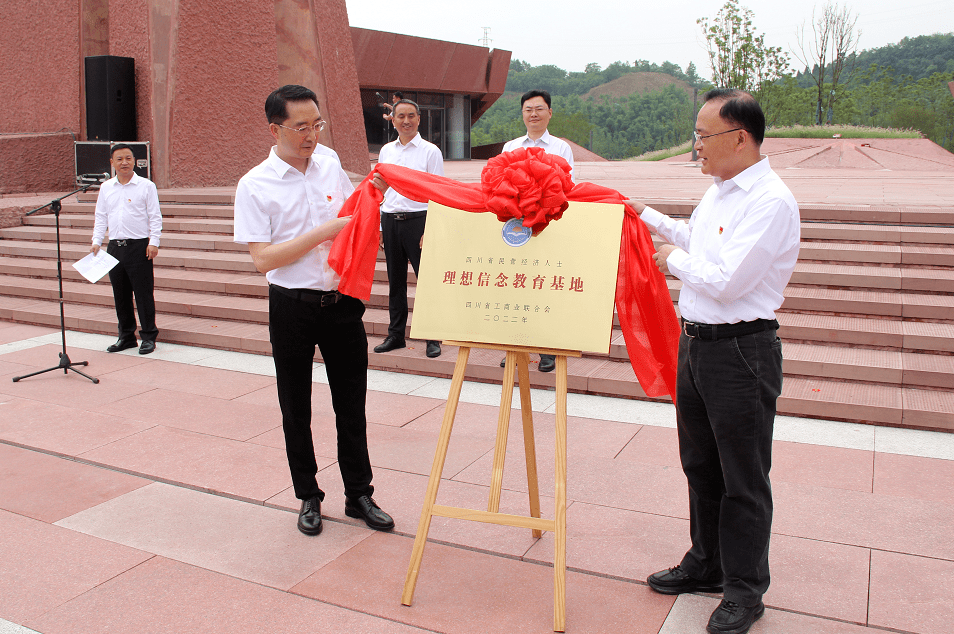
[327,150,679,398]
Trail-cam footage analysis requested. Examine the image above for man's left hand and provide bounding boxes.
[146,245,159,260]
[652,244,677,275]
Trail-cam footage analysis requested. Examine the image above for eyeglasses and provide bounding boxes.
[693,128,743,143]
[278,120,326,135]
[522,106,549,115]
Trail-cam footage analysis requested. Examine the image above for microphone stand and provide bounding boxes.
[13,182,101,384]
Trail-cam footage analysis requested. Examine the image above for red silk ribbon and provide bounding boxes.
[327,148,679,398]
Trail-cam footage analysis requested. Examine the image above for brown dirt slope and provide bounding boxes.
[584,72,694,101]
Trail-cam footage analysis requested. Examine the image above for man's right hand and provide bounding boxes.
[323,216,352,241]
[90,244,100,255]
[624,200,646,216]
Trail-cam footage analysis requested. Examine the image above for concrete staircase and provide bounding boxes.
[1,190,953,431]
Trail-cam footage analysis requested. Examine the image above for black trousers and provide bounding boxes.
[269,286,374,502]
[381,212,425,338]
[675,327,782,607]
[106,238,157,342]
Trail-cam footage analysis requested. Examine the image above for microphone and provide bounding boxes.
[78,172,112,186]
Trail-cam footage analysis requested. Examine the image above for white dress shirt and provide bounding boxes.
[502,130,575,182]
[92,173,162,247]
[378,133,444,213]
[640,157,800,324]
[233,147,355,291]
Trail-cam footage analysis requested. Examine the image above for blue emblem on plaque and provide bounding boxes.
[501,218,532,247]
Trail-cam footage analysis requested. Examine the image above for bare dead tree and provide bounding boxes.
[795,1,861,124]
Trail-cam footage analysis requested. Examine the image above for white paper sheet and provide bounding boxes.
[72,250,119,283]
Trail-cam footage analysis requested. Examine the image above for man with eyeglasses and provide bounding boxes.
[628,89,800,634]
[373,99,444,359]
[234,84,394,537]
[498,89,575,372]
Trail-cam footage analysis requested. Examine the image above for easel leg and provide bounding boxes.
[516,351,542,539]
[488,350,517,513]
[402,346,471,606]
[553,355,568,632]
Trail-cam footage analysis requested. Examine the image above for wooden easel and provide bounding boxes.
[401,340,581,632]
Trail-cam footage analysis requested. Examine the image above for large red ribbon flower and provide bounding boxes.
[481,147,574,233]
[327,151,680,398]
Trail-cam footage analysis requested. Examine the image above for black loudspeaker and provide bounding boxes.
[85,55,137,142]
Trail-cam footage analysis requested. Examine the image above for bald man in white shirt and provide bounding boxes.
[631,89,799,634]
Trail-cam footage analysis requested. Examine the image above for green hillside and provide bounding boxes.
[473,32,954,157]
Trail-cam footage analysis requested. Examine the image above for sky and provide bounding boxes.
[344,0,954,78]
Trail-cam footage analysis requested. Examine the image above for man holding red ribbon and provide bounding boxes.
[637,89,800,634]
[234,85,395,538]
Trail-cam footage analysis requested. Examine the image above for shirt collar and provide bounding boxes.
[398,132,423,148]
[523,130,553,146]
[719,156,771,192]
[115,172,142,186]
[266,146,312,178]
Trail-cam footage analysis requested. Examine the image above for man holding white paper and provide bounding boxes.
[90,143,162,355]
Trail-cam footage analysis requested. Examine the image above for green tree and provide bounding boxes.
[697,0,790,114]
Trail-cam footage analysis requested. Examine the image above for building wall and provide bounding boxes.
[0,0,81,135]
[0,0,369,191]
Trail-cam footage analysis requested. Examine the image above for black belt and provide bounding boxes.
[386,211,426,221]
[682,318,778,341]
[270,284,341,307]
[109,238,148,247]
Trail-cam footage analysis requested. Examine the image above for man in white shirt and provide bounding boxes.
[234,85,393,537]
[500,89,575,372]
[90,143,162,355]
[373,99,444,359]
[631,89,800,634]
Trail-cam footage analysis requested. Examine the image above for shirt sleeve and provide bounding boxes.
[667,195,799,305]
[145,182,162,247]
[559,141,575,183]
[640,205,690,252]
[339,167,355,198]
[91,183,109,246]
[428,145,445,177]
[233,179,272,245]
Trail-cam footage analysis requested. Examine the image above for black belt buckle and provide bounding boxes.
[682,320,695,339]
[683,320,706,339]
[391,211,424,221]
[320,291,340,307]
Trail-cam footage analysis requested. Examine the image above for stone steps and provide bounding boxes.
[1,189,951,432]
[1,271,951,390]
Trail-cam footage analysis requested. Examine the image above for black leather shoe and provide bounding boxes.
[139,340,156,355]
[538,354,556,373]
[426,341,441,358]
[374,334,406,353]
[647,565,723,595]
[297,496,323,536]
[707,599,764,634]
[500,356,506,368]
[106,338,137,353]
[345,495,394,531]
